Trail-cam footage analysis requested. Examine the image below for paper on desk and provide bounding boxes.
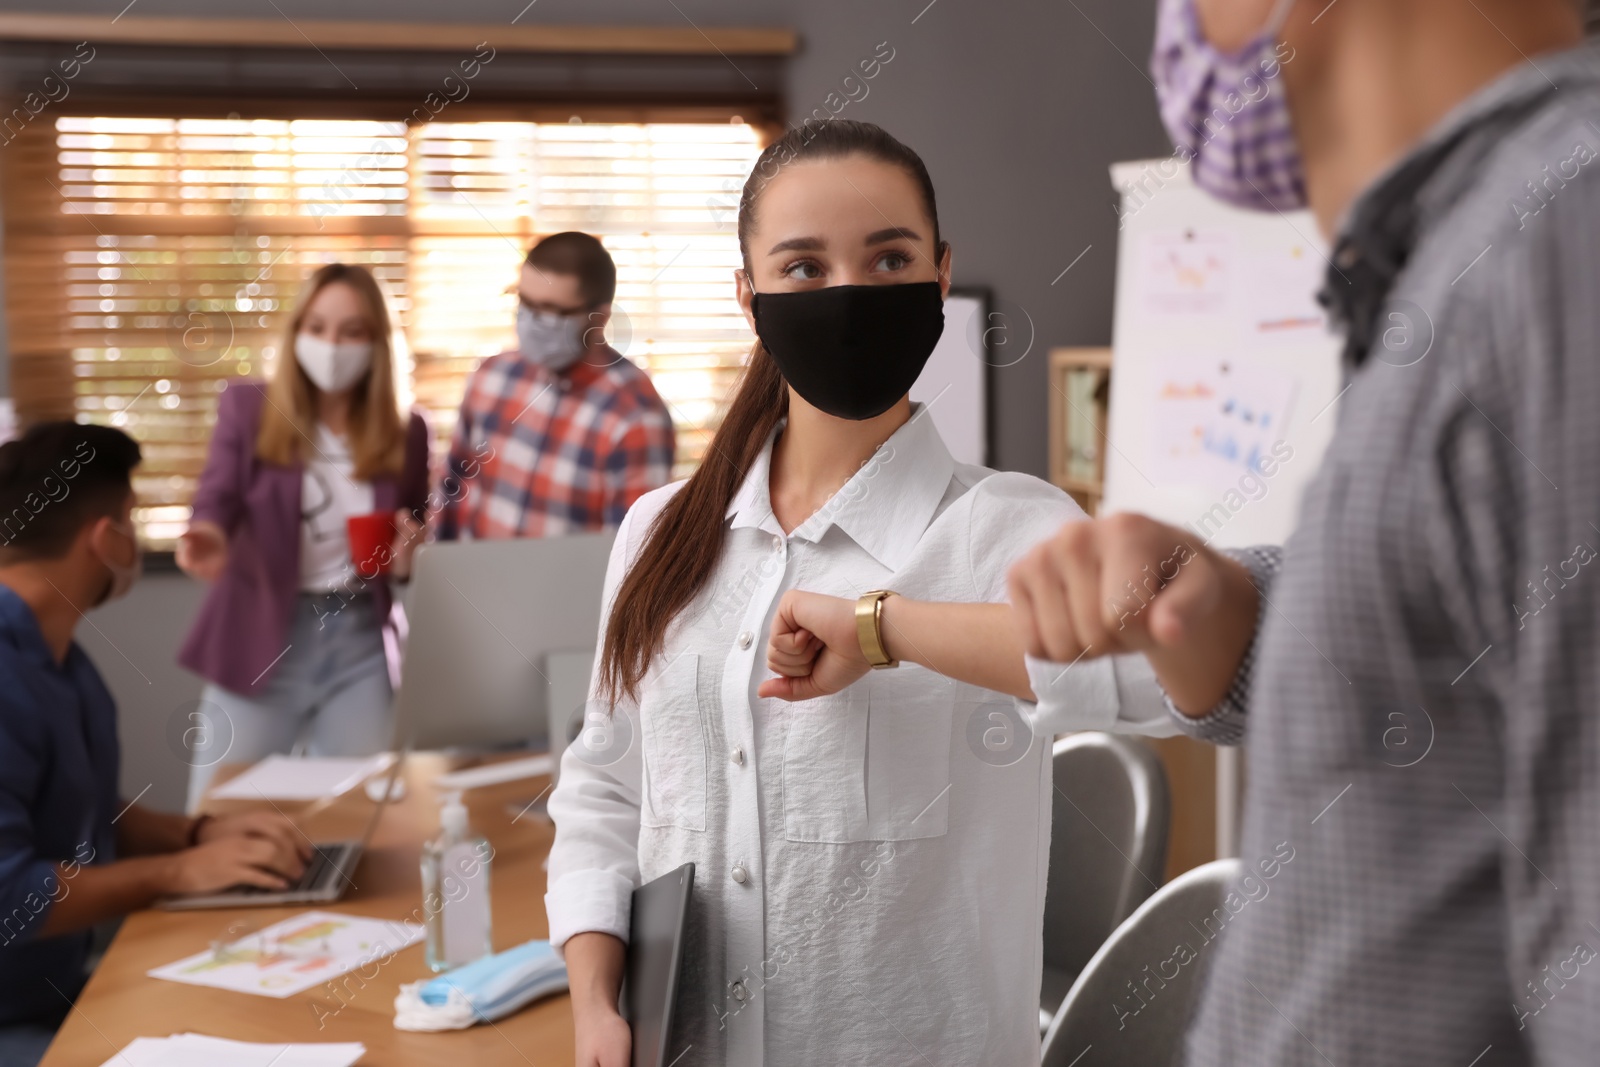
[148,910,423,999]
[210,753,394,801]
[433,753,554,791]
[99,1033,364,1066]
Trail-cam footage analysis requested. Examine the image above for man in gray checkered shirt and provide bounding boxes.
[1010,0,1600,1063]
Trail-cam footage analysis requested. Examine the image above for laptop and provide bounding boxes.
[161,752,406,911]
[623,863,695,1067]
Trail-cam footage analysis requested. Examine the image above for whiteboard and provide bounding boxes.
[1102,160,1342,548]
[912,291,988,467]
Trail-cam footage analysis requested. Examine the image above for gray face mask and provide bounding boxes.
[516,305,588,371]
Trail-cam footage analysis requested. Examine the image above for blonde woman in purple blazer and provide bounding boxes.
[175,264,429,811]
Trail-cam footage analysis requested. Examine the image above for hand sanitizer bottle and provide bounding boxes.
[421,791,493,972]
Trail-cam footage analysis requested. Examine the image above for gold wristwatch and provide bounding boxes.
[855,589,899,669]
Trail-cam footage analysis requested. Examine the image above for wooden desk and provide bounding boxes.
[41,755,574,1066]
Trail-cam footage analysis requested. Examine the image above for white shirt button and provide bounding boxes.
[731,864,748,884]
[731,979,749,1002]
[730,746,745,766]
[737,630,754,650]
[772,535,783,550]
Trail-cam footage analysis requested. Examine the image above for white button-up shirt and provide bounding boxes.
[546,407,1176,1066]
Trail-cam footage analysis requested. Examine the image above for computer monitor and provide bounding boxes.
[394,532,615,751]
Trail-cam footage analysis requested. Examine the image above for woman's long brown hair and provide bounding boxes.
[256,263,407,480]
[598,119,945,704]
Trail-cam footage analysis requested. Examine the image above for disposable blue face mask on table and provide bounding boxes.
[393,938,569,1031]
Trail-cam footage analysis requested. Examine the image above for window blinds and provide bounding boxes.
[2,114,762,546]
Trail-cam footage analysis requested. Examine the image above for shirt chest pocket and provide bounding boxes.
[782,664,954,843]
[639,653,708,832]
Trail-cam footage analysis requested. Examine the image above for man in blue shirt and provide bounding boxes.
[0,422,309,1066]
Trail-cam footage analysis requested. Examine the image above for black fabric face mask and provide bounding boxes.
[750,281,945,421]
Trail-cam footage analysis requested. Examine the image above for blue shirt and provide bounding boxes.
[0,585,119,1025]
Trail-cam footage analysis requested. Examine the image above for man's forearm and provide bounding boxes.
[36,855,176,938]
[1151,551,1263,717]
[115,803,194,857]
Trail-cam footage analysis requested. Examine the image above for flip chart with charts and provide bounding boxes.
[1102,159,1343,549]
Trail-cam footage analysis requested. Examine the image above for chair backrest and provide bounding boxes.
[1042,733,1171,977]
[1041,858,1243,1067]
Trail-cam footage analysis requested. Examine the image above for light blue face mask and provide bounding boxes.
[394,938,567,1031]
[516,305,588,371]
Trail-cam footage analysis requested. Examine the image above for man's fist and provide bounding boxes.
[1006,513,1260,715]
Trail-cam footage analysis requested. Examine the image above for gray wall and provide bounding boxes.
[73,573,208,813]
[0,0,1169,811]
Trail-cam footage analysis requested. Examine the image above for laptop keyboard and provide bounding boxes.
[236,843,351,895]
[298,845,345,890]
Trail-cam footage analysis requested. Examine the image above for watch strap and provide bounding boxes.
[855,589,899,669]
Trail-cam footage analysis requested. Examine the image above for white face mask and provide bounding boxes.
[95,520,143,606]
[295,333,373,393]
[516,305,589,371]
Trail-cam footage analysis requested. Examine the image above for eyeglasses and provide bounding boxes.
[503,282,590,318]
[209,921,334,966]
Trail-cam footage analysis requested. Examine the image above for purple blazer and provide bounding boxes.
[177,381,430,696]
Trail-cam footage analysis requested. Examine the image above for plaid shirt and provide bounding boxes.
[436,347,675,540]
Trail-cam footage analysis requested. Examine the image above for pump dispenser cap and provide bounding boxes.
[440,791,469,839]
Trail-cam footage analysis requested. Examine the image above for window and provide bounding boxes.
[2,114,764,547]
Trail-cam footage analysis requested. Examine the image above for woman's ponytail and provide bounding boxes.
[598,346,786,703]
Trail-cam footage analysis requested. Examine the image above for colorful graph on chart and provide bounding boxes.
[1141,231,1232,317]
[175,918,343,976]
[148,911,424,999]
[1148,355,1298,489]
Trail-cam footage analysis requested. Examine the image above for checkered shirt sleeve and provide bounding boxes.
[1161,544,1283,746]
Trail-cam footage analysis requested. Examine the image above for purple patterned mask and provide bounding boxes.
[1151,0,1306,212]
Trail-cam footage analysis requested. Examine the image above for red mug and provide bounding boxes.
[347,511,397,578]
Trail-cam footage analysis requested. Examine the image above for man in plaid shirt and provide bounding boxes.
[436,232,675,539]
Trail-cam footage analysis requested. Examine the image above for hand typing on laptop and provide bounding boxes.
[165,812,312,895]
[33,805,314,939]
[159,753,408,910]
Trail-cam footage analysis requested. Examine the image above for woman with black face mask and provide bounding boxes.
[546,119,1175,1067]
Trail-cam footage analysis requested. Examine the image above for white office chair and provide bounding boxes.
[1039,733,1170,1032]
[1041,858,1242,1066]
